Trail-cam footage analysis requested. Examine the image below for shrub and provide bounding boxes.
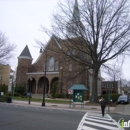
[51,82,58,98]
[0,95,12,103]
[5,92,12,96]
[0,84,8,94]
[54,93,69,98]
[102,93,121,103]
[55,93,64,98]
[15,84,26,96]
[14,92,20,97]
[0,96,6,102]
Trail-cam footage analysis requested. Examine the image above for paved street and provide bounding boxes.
[0,101,130,130]
[110,113,130,130]
[0,103,84,130]
[77,104,130,130]
[77,112,124,130]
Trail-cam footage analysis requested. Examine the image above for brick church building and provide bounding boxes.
[16,0,102,99]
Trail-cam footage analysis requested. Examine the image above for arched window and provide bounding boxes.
[55,61,59,71]
[48,57,54,71]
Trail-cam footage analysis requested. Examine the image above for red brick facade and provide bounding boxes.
[101,81,120,95]
[16,37,90,98]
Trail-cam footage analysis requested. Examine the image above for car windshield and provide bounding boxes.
[119,96,127,99]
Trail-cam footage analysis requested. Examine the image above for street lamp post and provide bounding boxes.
[42,50,47,106]
[0,77,2,86]
[12,81,16,101]
[0,77,2,96]
[60,66,63,94]
[28,78,32,104]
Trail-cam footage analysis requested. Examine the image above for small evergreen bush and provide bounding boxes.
[102,93,121,103]
[51,82,58,98]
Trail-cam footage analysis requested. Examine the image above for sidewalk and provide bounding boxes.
[110,104,130,115]
[11,100,115,113]
[1,98,130,115]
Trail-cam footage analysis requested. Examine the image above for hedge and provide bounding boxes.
[102,93,121,103]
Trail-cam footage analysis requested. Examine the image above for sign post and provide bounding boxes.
[68,89,73,108]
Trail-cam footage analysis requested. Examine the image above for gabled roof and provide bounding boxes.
[53,35,62,48]
[18,45,33,60]
[69,84,88,91]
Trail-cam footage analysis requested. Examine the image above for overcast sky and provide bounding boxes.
[0,0,130,80]
[0,0,58,68]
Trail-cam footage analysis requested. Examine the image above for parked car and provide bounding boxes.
[117,95,129,104]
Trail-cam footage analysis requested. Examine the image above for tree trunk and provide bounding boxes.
[91,68,99,103]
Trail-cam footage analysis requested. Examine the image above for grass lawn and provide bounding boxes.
[13,97,70,104]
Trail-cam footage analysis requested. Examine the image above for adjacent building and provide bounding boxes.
[0,63,10,86]
[101,81,121,95]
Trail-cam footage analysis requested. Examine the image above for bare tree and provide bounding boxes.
[103,60,123,81]
[109,70,122,82]
[39,0,130,102]
[127,80,130,87]
[121,78,130,88]
[0,31,16,64]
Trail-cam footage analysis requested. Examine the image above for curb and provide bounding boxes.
[8,101,102,112]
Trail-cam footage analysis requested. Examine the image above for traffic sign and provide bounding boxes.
[68,89,73,94]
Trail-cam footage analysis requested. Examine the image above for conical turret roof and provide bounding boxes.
[18,45,33,60]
